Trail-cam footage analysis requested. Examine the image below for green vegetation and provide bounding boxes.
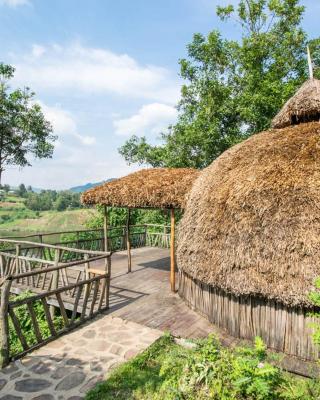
[308,278,320,347]
[9,291,64,356]
[0,183,96,236]
[0,63,56,185]
[86,334,320,400]
[119,0,320,169]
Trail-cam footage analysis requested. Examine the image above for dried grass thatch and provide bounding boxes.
[81,168,199,209]
[177,122,320,307]
[272,79,320,129]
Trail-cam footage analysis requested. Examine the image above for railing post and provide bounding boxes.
[103,205,108,252]
[105,255,111,309]
[84,253,89,280]
[76,231,80,249]
[0,278,12,368]
[15,244,20,276]
[126,208,132,273]
[170,209,176,292]
[0,255,5,278]
[50,249,60,319]
[39,235,43,259]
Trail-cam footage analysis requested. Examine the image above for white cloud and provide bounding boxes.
[3,149,138,190]
[38,101,96,146]
[12,43,180,104]
[113,103,178,137]
[0,0,30,7]
[31,44,46,58]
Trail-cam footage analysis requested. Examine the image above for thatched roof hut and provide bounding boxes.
[272,78,320,129]
[177,80,320,361]
[82,167,199,292]
[81,168,199,209]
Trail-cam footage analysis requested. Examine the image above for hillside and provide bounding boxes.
[69,179,114,193]
[0,193,98,237]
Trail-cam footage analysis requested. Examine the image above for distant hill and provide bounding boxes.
[69,179,114,193]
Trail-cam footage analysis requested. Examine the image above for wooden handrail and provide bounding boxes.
[0,224,171,241]
[0,239,111,256]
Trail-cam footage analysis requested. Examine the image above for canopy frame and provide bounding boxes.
[103,205,177,292]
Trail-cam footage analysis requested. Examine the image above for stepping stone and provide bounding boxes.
[55,372,86,391]
[15,378,52,393]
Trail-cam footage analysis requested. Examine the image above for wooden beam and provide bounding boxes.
[126,208,132,273]
[103,205,108,252]
[0,278,12,368]
[170,208,176,292]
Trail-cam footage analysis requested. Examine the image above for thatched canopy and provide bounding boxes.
[177,122,320,307]
[81,168,199,209]
[272,78,320,129]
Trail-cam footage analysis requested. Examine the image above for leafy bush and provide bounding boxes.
[308,277,320,346]
[86,334,320,400]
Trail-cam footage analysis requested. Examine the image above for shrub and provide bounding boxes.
[87,334,320,400]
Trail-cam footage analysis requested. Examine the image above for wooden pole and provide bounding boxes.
[307,45,314,79]
[126,208,132,273]
[50,249,60,319]
[170,208,176,292]
[103,205,108,252]
[0,278,12,368]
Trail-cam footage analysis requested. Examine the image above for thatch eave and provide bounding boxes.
[81,168,200,210]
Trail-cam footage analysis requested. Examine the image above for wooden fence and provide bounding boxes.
[1,224,171,253]
[0,239,111,367]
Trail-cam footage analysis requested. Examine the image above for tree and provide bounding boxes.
[119,0,320,169]
[18,183,27,197]
[0,63,56,185]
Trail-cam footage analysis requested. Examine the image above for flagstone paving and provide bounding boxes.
[0,314,162,400]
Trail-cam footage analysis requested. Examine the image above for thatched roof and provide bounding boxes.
[177,122,320,307]
[272,78,320,129]
[81,168,200,209]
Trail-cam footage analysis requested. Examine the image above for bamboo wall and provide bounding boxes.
[179,271,319,361]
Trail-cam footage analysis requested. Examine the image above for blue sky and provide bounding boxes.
[0,0,319,189]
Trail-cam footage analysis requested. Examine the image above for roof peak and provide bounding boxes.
[272,78,320,129]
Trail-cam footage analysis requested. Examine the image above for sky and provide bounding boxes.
[0,0,319,189]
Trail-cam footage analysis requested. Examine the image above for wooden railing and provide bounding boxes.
[0,239,111,367]
[1,224,171,253]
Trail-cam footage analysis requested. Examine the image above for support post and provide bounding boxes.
[50,249,60,319]
[15,244,20,276]
[103,205,108,252]
[0,278,12,368]
[170,208,176,292]
[105,255,111,309]
[126,208,132,273]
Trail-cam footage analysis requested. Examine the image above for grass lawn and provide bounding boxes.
[85,334,320,400]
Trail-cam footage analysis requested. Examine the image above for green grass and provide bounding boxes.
[86,334,182,400]
[85,334,320,400]
[0,206,98,236]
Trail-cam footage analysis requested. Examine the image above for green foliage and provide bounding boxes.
[119,0,319,170]
[0,208,38,225]
[86,334,320,400]
[0,63,56,184]
[85,206,177,231]
[308,278,320,347]
[9,291,64,356]
[25,190,81,212]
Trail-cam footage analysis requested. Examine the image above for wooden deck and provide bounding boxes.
[95,247,215,338]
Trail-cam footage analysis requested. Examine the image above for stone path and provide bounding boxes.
[0,314,162,400]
